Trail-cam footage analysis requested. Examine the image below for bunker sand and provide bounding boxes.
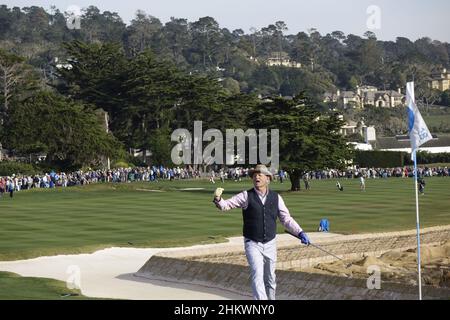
[302,240,450,288]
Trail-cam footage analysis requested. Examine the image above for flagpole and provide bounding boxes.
[413,150,422,300]
[407,80,430,300]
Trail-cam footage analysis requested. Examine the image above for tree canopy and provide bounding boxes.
[249,94,353,190]
[3,91,123,170]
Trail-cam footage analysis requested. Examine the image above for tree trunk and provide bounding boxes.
[3,71,8,111]
[289,169,303,191]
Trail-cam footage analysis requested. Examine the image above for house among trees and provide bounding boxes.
[429,68,450,91]
[265,52,302,68]
[324,85,405,109]
[338,116,377,143]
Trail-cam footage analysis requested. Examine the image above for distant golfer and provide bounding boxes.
[359,175,365,191]
[418,178,426,195]
[336,181,344,191]
[303,174,311,190]
[219,169,226,183]
[209,170,216,184]
[212,164,310,300]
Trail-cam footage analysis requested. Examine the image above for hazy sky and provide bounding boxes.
[3,0,450,42]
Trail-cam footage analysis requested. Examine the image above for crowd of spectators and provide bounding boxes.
[1,164,448,198]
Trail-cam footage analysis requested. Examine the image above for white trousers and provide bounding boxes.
[244,237,277,300]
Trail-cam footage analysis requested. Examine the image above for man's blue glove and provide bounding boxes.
[298,231,310,245]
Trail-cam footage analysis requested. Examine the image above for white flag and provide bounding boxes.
[406,82,432,159]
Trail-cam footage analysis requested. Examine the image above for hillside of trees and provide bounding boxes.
[1,4,449,101]
[1,4,449,182]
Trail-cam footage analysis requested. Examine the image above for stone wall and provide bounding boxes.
[135,226,450,300]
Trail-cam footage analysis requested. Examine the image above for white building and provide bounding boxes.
[339,116,377,143]
[265,52,302,68]
[348,142,373,151]
[324,86,405,109]
[376,135,450,154]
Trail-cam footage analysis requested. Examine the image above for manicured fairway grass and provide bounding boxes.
[0,271,91,300]
[0,177,449,260]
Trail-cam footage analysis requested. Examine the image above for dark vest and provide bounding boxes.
[242,188,279,243]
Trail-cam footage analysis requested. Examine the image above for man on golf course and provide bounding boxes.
[212,164,310,300]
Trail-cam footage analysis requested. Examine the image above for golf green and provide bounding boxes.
[0,177,449,261]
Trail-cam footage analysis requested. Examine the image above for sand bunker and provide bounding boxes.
[298,241,450,288]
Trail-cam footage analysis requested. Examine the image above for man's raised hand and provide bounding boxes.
[214,188,224,201]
